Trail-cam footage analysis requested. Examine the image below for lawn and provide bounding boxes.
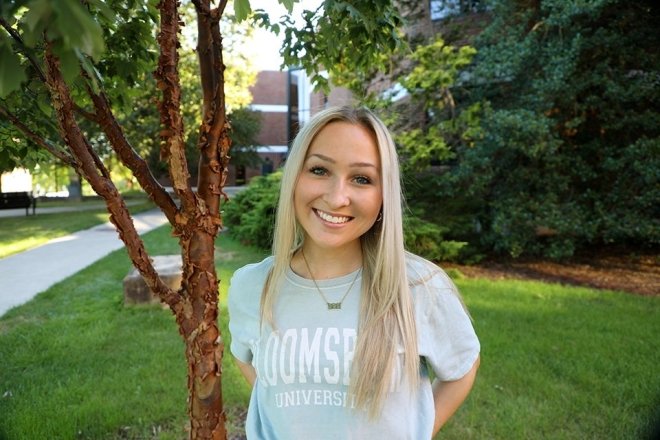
[0,197,156,258]
[0,225,658,439]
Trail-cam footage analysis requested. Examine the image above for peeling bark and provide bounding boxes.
[155,0,196,213]
[9,1,232,437]
[85,85,179,225]
[43,42,181,311]
[179,227,226,440]
[155,0,228,438]
[194,0,231,217]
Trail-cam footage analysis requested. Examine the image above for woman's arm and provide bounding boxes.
[432,355,480,436]
[235,358,257,387]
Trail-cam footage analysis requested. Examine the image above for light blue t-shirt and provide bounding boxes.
[228,254,480,440]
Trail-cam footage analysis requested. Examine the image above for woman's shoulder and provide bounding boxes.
[230,255,275,285]
[405,252,456,292]
[404,253,470,327]
[228,256,274,310]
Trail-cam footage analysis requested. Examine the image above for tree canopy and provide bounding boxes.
[363,0,660,260]
[461,0,659,258]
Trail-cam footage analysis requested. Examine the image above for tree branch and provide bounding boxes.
[86,136,112,180]
[207,7,231,199]
[154,0,197,214]
[191,0,211,15]
[193,0,218,152]
[1,17,102,124]
[0,105,76,167]
[43,41,182,313]
[84,82,179,225]
[192,1,229,224]
[218,0,229,16]
[73,103,101,123]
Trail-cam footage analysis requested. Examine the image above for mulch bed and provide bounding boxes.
[443,250,659,296]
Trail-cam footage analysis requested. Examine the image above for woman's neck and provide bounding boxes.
[291,243,363,280]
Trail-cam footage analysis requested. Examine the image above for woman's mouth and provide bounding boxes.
[314,209,353,224]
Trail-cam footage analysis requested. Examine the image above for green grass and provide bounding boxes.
[0,227,658,439]
[0,226,266,440]
[439,279,660,440]
[0,198,156,258]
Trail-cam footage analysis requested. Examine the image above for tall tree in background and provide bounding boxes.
[456,0,660,258]
[358,0,659,260]
[0,0,402,437]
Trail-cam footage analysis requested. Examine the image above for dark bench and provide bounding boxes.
[0,191,36,215]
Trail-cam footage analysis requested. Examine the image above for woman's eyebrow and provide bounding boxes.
[309,153,378,169]
[309,153,335,163]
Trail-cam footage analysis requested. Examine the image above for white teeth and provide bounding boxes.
[316,210,351,224]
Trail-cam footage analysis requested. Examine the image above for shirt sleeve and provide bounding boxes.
[228,260,269,364]
[413,268,480,382]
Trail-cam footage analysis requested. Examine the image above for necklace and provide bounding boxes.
[301,249,361,310]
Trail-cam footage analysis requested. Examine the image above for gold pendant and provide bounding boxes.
[327,303,341,310]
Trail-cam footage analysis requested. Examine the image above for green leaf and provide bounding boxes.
[51,43,79,84]
[0,42,27,98]
[22,0,51,33]
[0,149,12,171]
[52,0,105,59]
[36,94,53,117]
[20,0,51,46]
[234,0,252,22]
[77,49,103,94]
[87,0,116,22]
[279,0,296,13]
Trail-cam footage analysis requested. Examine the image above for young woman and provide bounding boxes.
[228,106,480,439]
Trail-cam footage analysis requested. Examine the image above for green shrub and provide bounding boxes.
[223,172,281,249]
[403,212,467,262]
[443,267,465,280]
[371,0,660,260]
[223,171,468,262]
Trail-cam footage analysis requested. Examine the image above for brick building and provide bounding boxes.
[229,69,352,185]
[416,1,490,43]
[229,70,289,185]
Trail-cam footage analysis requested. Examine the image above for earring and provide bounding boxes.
[376,211,383,222]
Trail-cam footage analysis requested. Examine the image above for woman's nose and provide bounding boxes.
[323,178,350,208]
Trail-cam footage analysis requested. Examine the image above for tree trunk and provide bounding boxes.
[179,229,226,439]
[155,0,229,437]
[4,0,231,437]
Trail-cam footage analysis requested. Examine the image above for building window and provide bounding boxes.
[287,68,313,143]
[430,0,482,21]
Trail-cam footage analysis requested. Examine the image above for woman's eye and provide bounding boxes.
[354,175,372,185]
[309,166,327,176]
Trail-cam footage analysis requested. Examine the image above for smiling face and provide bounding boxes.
[294,121,383,256]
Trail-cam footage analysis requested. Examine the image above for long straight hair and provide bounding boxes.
[261,106,419,416]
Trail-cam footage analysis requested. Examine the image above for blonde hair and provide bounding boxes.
[261,106,419,416]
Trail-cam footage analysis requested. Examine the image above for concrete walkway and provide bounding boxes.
[0,209,169,317]
[0,187,248,317]
[0,200,143,218]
